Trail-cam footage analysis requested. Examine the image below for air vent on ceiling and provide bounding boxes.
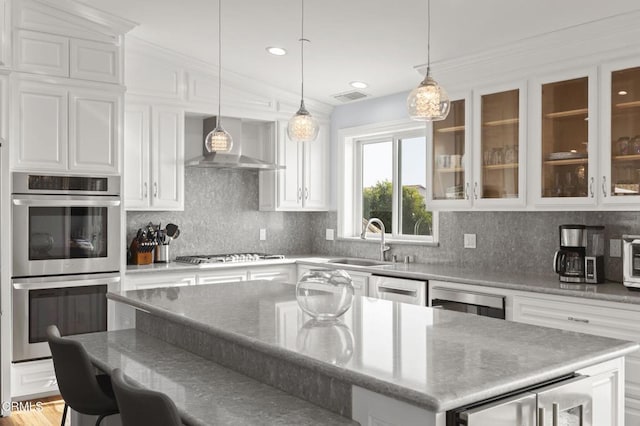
[333,90,368,103]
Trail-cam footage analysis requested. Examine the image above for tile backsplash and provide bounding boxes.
[128,168,639,282]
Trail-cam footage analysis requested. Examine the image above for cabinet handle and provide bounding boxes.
[552,403,559,426]
[153,182,158,198]
[567,316,589,324]
[601,176,607,197]
[465,182,470,200]
[304,187,309,200]
[144,182,148,199]
[538,407,545,426]
[589,177,594,197]
[297,188,302,201]
[473,182,478,200]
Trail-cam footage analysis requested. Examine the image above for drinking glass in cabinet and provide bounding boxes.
[611,66,640,196]
[432,99,466,201]
[540,77,589,198]
[480,89,520,199]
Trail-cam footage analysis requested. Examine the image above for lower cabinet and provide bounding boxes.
[11,359,58,399]
[513,294,640,426]
[124,271,196,291]
[197,269,246,285]
[248,265,296,284]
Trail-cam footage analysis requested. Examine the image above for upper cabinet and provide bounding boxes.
[530,68,597,207]
[472,83,527,208]
[259,121,329,211]
[12,78,121,174]
[601,60,640,206]
[124,104,184,211]
[428,94,472,208]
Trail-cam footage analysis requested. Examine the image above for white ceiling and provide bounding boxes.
[80,0,640,105]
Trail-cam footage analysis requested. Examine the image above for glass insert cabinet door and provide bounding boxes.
[540,77,590,199]
[477,88,521,201]
[609,66,640,197]
[431,99,467,202]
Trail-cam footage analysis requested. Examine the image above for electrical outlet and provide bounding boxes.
[259,229,267,241]
[464,233,477,249]
[610,238,622,257]
[325,229,335,241]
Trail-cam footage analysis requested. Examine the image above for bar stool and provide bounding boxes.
[111,368,183,426]
[46,325,119,426]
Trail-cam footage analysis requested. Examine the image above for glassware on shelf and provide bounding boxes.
[296,269,354,320]
[617,137,630,155]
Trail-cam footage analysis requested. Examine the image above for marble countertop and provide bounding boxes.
[71,329,356,426]
[108,281,639,411]
[126,255,640,305]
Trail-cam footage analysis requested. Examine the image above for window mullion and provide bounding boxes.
[391,136,400,238]
[354,141,363,236]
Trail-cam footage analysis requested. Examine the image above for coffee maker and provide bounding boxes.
[553,224,605,283]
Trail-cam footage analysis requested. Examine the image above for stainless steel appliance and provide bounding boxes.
[623,234,640,289]
[448,374,593,425]
[175,253,286,265]
[430,286,505,319]
[553,224,604,284]
[12,173,121,277]
[12,272,120,362]
[368,275,427,305]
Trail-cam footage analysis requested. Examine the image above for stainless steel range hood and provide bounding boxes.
[186,116,282,170]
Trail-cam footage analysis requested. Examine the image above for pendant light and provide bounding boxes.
[407,0,450,121]
[287,0,319,143]
[205,0,233,152]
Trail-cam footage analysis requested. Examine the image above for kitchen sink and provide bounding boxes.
[327,258,388,267]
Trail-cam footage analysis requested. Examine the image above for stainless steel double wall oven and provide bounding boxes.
[11,173,121,362]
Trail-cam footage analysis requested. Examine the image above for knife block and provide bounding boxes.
[129,240,154,265]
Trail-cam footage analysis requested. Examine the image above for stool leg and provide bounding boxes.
[95,414,106,426]
[60,403,68,426]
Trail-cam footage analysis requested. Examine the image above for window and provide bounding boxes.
[339,121,437,243]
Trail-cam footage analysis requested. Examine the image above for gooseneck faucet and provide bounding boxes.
[360,218,391,261]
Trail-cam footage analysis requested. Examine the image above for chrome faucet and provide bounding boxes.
[360,218,391,261]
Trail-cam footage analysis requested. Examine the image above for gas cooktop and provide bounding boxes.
[175,253,286,265]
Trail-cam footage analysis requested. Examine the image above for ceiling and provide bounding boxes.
[80,0,640,106]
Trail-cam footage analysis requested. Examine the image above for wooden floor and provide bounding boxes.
[0,396,67,426]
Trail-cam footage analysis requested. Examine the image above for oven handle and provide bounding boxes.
[13,196,120,207]
[13,273,121,290]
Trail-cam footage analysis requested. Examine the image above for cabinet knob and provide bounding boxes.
[144,182,148,199]
[154,182,158,198]
[297,187,302,201]
[589,177,594,198]
[601,176,607,198]
[304,187,309,200]
[473,182,479,200]
[465,182,470,200]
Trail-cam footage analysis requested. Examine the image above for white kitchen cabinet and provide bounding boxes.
[69,88,119,173]
[259,121,329,211]
[15,30,121,84]
[11,359,58,399]
[12,79,121,173]
[512,294,640,425]
[248,265,296,284]
[529,67,598,207]
[124,271,196,291]
[124,103,184,211]
[197,269,246,285]
[472,81,527,208]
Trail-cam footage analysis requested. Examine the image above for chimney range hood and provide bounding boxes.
[186,116,283,170]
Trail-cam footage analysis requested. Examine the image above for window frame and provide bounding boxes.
[338,119,438,245]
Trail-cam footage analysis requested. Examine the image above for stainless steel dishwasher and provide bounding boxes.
[429,286,506,319]
[368,275,427,305]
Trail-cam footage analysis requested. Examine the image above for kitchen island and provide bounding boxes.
[95,280,639,425]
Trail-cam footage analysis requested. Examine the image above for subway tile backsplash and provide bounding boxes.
[127,168,639,282]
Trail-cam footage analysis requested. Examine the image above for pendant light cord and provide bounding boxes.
[300,0,306,102]
[218,0,222,120]
[427,0,431,73]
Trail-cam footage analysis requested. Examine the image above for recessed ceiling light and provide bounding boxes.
[350,81,368,89]
[266,47,287,56]
[618,90,628,96]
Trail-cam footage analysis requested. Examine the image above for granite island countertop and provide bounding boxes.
[108,281,639,412]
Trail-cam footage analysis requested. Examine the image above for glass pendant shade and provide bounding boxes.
[287,101,319,143]
[407,73,450,121]
[205,125,233,153]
